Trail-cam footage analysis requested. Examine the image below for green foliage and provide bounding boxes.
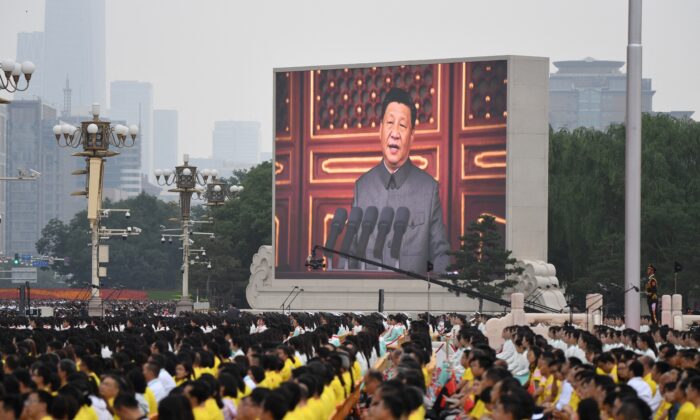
[36,193,181,289]
[189,161,272,308]
[548,115,700,311]
[449,215,522,311]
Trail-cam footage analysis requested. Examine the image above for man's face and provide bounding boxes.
[380,102,414,172]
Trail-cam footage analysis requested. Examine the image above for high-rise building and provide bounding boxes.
[43,0,106,115]
[14,32,44,101]
[5,101,85,256]
[0,104,7,254]
[212,121,260,166]
[549,57,654,131]
[109,81,153,194]
[153,109,178,173]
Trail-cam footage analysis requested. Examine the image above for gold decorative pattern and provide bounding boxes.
[276,72,292,140]
[474,150,506,169]
[461,61,508,131]
[320,155,429,175]
[309,64,443,139]
[309,147,440,184]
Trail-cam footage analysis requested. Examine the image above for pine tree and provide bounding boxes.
[449,215,522,312]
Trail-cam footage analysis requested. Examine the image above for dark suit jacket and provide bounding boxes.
[351,159,450,274]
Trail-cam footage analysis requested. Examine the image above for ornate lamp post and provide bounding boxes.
[0,59,35,94]
[154,154,214,314]
[53,103,138,316]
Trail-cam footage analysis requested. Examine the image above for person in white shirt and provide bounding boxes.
[626,360,653,408]
[143,362,167,403]
[508,338,530,384]
[497,327,515,362]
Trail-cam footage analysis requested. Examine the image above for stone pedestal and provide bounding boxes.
[672,294,683,330]
[87,296,103,317]
[511,293,526,326]
[586,293,603,331]
[661,295,672,327]
[176,298,194,314]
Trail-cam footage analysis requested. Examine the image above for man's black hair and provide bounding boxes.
[381,87,417,128]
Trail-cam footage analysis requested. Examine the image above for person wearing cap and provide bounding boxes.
[646,264,659,324]
[350,87,450,274]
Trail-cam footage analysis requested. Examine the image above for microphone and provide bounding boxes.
[356,206,379,258]
[339,207,363,254]
[324,208,347,257]
[373,207,395,259]
[389,207,410,260]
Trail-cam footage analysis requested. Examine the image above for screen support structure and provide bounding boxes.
[310,245,561,314]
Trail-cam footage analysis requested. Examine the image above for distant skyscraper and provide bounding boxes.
[109,81,153,193]
[5,100,82,256]
[14,32,44,101]
[549,57,654,131]
[153,109,178,173]
[43,0,106,115]
[212,121,260,166]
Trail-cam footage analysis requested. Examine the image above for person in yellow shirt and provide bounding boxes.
[594,353,618,383]
[175,361,196,386]
[685,377,700,420]
[21,390,53,420]
[673,380,696,420]
[277,345,297,382]
[184,381,222,420]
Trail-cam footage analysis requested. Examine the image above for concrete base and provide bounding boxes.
[87,296,104,317]
[246,246,567,313]
[176,298,194,314]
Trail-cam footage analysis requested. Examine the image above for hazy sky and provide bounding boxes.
[2,0,699,158]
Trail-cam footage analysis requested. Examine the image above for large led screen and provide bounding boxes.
[274,59,507,278]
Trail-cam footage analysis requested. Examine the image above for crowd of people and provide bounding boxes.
[0,306,696,419]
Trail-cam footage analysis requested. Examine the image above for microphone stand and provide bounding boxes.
[286,288,304,312]
[280,286,299,314]
[311,245,562,314]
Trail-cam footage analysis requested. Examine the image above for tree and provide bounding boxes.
[189,161,272,308]
[449,214,522,312]
[548,115,700,311]
[36,193,181,289]
[36,218,69,257]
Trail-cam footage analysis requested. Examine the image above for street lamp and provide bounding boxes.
[0,59,35,93]
[52,103,138,317]
[204,174,244,206]
[154,154,214,314]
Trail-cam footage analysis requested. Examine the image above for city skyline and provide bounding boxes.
[1,0,699,160]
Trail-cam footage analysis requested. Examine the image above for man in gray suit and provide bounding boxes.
[351,87,450,274]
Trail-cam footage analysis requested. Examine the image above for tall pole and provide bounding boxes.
[91,220,100,302]
[625,0,643,331]
[182,217,190,304]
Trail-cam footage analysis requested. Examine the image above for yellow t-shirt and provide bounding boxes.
[569,392,580,411]
[145,387,158,415]
[330,377,345,404]
[408,405,426,420]
[351,361,361,384]
[676,402,696,420]
[281,358,294,382]
[655,401,672,420]
[643,373,658,397]
[596,365,618,383]
[471,400,490,419]
[74,405,99,420]
[320,387,336,419]
[204,398,224,420]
